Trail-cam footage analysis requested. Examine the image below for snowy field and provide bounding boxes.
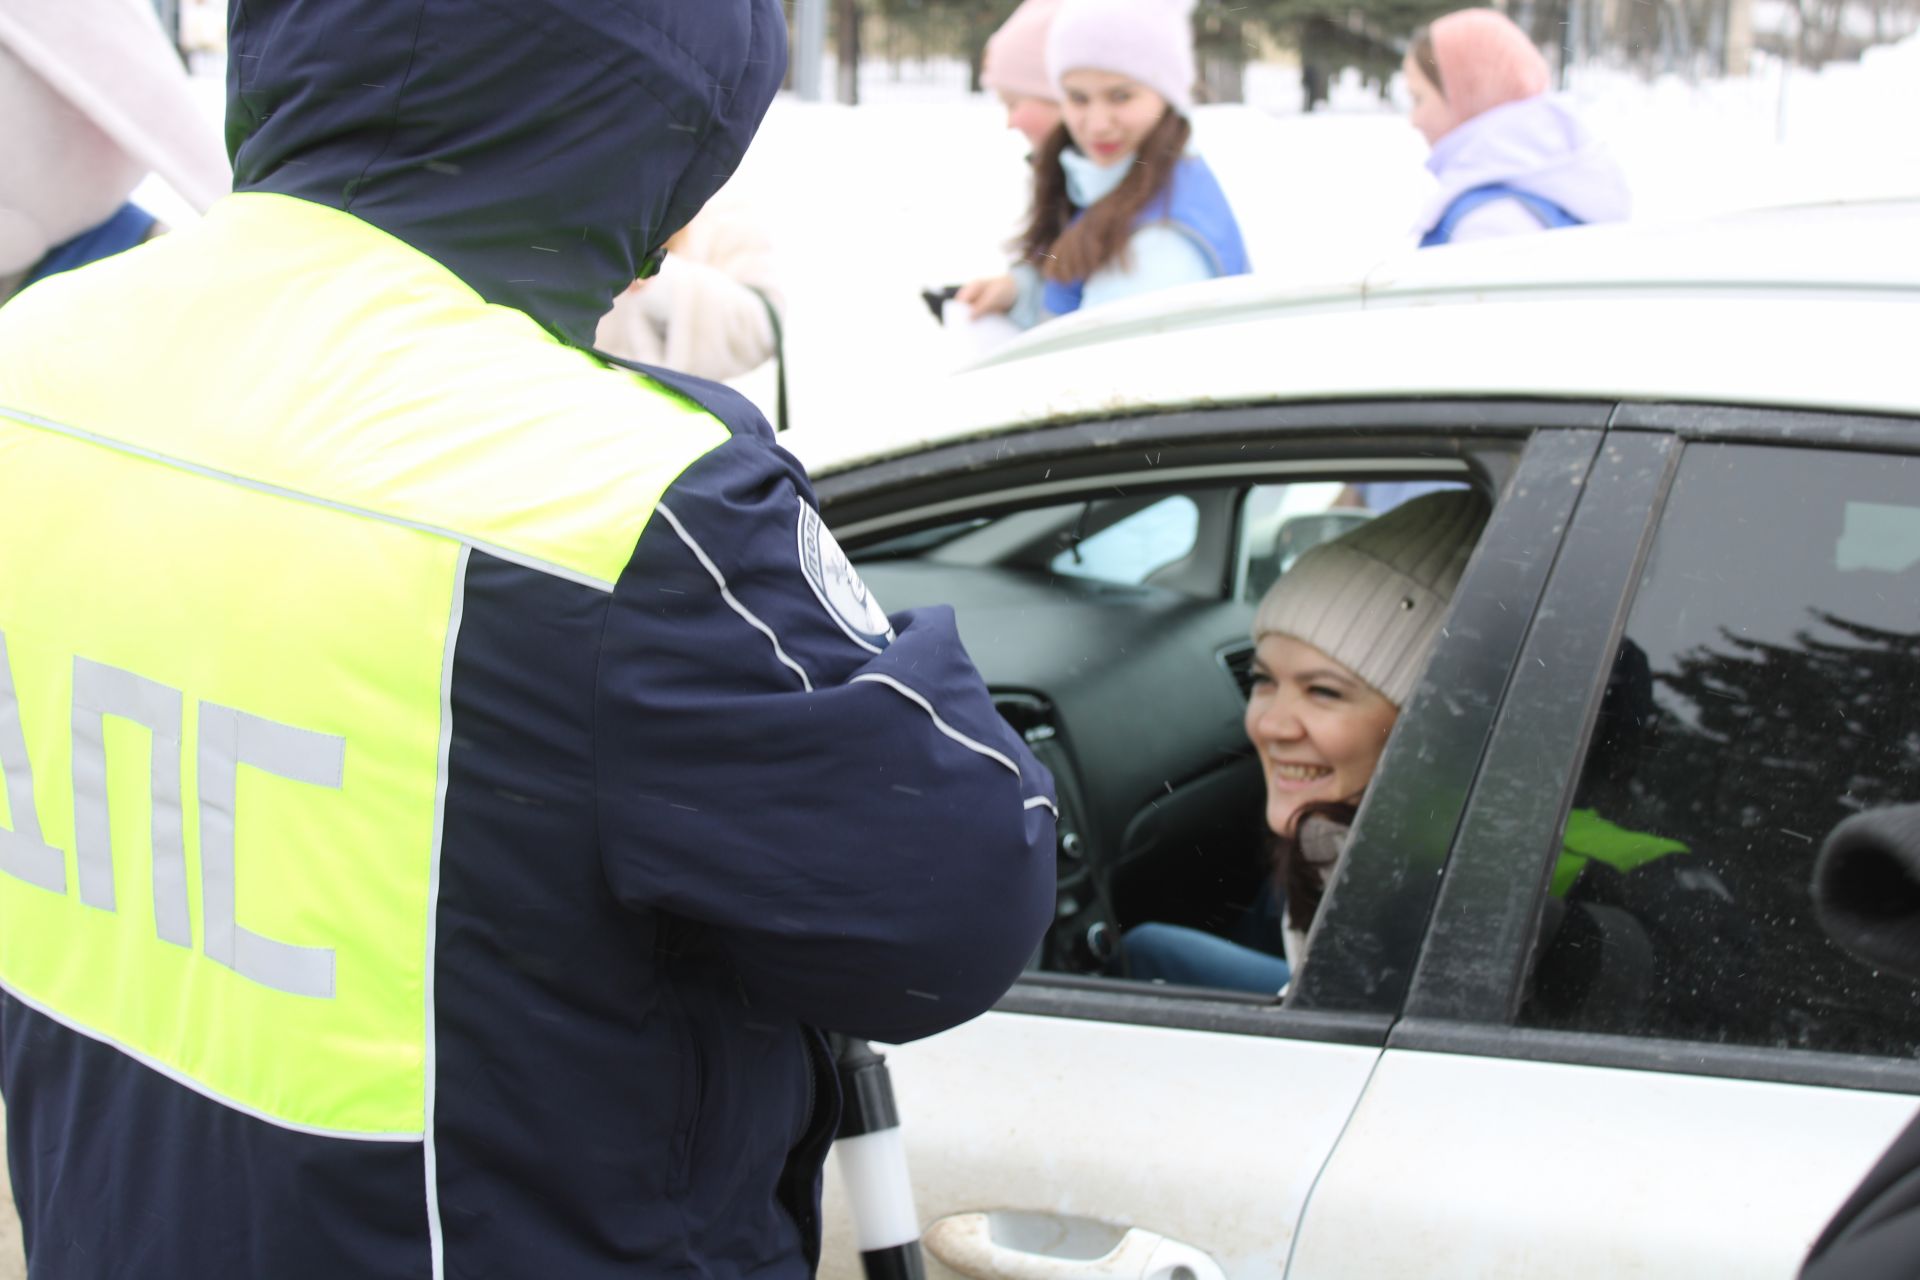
[727,42,1920,434]
[149,38,1920,435]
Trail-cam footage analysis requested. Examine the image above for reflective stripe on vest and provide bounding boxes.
[0,193,727,1138]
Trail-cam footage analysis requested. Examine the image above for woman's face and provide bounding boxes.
[1403,54,1458,147]
[1058,69,1168,167]
[1000,92,1063,152]
[1244,633,1400,838]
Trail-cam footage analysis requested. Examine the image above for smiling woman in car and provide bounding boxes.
[1124,491,1492,993]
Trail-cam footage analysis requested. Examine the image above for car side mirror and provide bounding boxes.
[1801,804,1920,1280]
[1810,803,1920,984]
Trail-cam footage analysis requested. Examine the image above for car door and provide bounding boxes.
[1291,410,1920,1278]
[807,405,1610,1279]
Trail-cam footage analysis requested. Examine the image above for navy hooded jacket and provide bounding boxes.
[0,2,1057,1276]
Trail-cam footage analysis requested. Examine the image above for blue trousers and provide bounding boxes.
[1121,881,1292,994]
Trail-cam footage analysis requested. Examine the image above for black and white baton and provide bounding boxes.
[830,1035,926,1280]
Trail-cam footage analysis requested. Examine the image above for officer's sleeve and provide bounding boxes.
[595,430,1057,1044]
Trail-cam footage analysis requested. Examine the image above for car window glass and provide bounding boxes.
[1522,443,1920,1055]
[1237,482,1351,603]
[1837,501,1920,572]
[846,472,1490,1010]
[1237,480,1470,603]
[1049,495,1198,585]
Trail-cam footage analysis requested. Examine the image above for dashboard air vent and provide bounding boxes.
[1218,643,1257,700]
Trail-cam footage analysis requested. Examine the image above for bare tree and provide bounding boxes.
[835,0,863,103]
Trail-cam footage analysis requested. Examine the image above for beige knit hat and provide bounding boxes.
[1253,490,1490,707]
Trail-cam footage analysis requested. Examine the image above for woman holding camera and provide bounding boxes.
[957,0,1249,328]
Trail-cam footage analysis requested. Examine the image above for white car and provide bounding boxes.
[784,200,1920,1280]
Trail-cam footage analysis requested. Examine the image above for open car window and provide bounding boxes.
[846,463,1502,1008]
[1049,495,1199,586]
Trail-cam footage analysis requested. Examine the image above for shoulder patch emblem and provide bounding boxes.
[798,504,894,652]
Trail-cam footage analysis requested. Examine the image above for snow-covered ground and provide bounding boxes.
[147,38,1920,434]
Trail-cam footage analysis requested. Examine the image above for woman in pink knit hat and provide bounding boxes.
[982,0,1065,152]
[958,0,1249,329]
[1405,8,1630,246]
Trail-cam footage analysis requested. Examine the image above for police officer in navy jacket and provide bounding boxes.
[0,2,1056,1276]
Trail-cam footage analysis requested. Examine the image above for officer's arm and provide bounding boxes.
[595,431,1057,1044]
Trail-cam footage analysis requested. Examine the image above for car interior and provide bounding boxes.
[846,462,1489,992]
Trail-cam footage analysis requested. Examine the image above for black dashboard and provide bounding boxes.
[855,559,1269,971]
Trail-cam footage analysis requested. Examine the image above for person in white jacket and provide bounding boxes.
[1406,8,1631,246]
[593,197,781,384]
[0,0,228,306]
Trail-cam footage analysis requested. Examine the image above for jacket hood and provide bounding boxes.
[226,0,786,347]
[1418,95,1631,233]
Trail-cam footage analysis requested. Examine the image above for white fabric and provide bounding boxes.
[0,46,143,275]
[1416,95,1631,240]
[1447,196,1557,243]
[0,0,229,250]
[594,200,779,382]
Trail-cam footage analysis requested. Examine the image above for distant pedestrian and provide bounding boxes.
[0,0,227,305]
[958,0,1250,328]
[594,195,783,385]
[1406,8,1629,247]
[982,0,1065,152]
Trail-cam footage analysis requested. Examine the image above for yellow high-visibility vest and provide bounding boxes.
[0,193,726,1138]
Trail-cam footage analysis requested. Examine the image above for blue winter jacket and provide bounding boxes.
[1020,151,1250,325]
[0,3,1057,1278]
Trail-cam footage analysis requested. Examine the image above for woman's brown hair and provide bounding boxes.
[1017,108,1192,284]
[1270,800,1359,932]
[1409,25,1446,98]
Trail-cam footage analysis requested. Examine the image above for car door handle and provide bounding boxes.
[923,1211,1226,1280]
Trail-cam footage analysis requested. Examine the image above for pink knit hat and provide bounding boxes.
[1045,0,1198,115]
[983,0,1065,103]
[1428,8,1550,123]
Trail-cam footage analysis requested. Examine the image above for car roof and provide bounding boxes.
[785,198,1920,478]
